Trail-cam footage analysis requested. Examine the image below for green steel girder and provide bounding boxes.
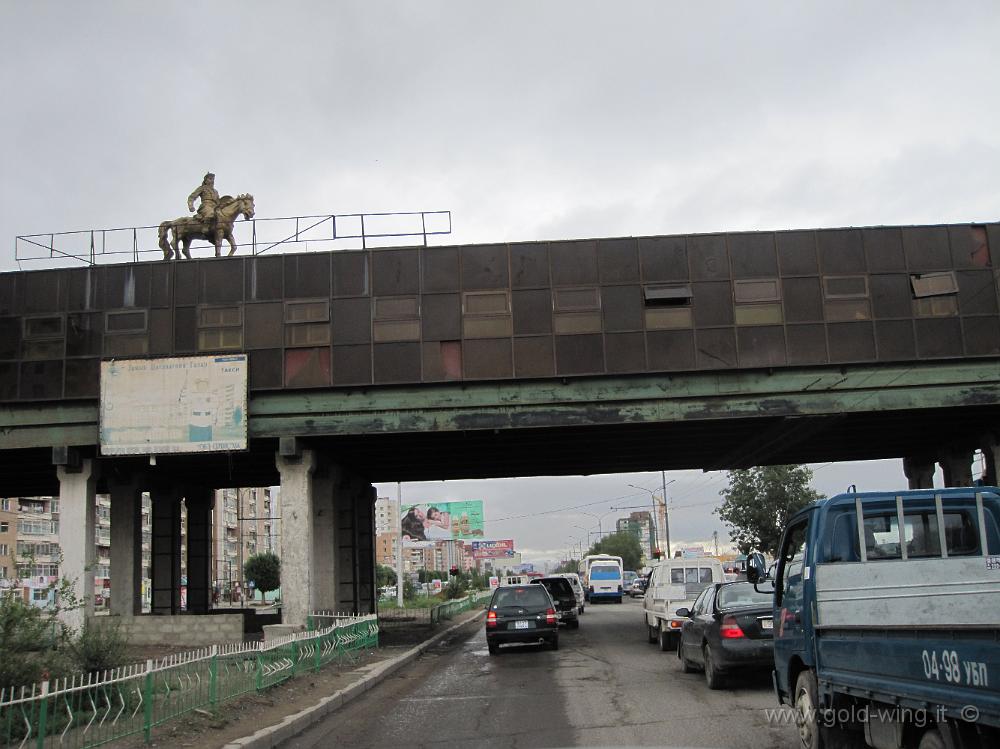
[0,360,997,451]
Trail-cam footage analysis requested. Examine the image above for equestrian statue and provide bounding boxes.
[158,172,255,259]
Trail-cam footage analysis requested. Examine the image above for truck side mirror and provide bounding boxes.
[746,552,767,584]
[675,607,691,618]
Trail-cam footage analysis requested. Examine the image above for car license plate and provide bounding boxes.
[514,620,529,630]
[760,618,773,630]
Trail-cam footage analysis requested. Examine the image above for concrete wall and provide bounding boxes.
[93,613,244,647]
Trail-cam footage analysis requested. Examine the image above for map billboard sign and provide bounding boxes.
[471,540,515,559]
[100,355,248,455]
[400,500,484,548]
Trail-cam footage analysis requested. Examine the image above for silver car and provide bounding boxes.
[556,572,586,614]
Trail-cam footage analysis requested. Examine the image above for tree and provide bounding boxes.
[716,465,823,556]
[376,564,397,589]
[244,552,281,603]
[587,531,643,571]
[553,559,579,574]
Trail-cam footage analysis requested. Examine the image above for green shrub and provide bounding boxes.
[67,619,129,675]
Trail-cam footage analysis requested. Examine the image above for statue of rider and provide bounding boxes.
[187,172,219,228]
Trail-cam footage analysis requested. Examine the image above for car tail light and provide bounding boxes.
[669,619,683,629]
[545,608,557,625]
[486,611,497,628]
[721,615,745,639]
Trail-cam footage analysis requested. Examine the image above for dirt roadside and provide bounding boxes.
[108,614,482,749]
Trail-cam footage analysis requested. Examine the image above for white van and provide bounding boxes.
[642,557,725,651]
[557,572,586,614]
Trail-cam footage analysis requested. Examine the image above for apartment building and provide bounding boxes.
[373,497,397,534]
[213,487,279,600]
[0,498,16,584]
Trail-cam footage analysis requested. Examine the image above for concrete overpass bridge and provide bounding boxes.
[2,221,998,633]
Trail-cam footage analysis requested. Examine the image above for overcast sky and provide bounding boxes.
[3,3,998,566]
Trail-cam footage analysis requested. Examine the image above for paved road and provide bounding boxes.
[287,597,798,748]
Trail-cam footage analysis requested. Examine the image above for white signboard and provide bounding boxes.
[100,355,248,455]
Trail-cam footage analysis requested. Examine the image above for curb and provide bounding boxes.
[221,609,485,749]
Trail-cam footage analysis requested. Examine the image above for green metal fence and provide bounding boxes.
[0,614,378,749]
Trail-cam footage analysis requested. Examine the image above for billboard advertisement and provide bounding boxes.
[471,539,515,559]
[400,501,484,547]
[100,355,248,455]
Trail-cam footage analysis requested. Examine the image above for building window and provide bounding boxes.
[553,288,601,334]
[0,521,7,533]
[911,272,959,317]
[285,300,332,346]
[823,275,870,321]
[462,291,512,338]
[198,305,243,351]
[733,279,783,326]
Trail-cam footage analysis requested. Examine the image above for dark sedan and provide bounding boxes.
[485,585,560,654]
[675,581,774,689]
[530,576,580,628]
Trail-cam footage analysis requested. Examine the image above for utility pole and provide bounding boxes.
[396,482,404,607]
[661,470,672,559]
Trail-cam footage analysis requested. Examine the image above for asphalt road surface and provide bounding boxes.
[286,597,798,748]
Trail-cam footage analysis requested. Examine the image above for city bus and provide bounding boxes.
[579,554,625,603]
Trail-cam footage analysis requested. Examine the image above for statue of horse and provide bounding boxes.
[158,193,255,259]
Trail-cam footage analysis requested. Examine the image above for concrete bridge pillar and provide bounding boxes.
[939,448,974,488]
[108,474,143,616]
[150,485,182,615]
[57,458,97,632]
[185,487,214,614]
[278,448,317,629]
[902,456,935,489]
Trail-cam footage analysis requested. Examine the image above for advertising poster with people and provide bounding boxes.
[400,500,485,547]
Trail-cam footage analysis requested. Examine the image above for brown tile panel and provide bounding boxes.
[461,244,509,290]
[200,259,243,304]
[639,235,688,282]
[149,309,173,355]
[827,322,875,362]
[333,252,370,297]
[332,298,372,345]
[0,318,20,358]
[284,347,331,388]
[173,307,197,353]
[555,334,604,375]
[605,332,646,373]
[0,362,16,399]
[902,226,951,271]
[818,229,865,274]
[463,338,512,379]
[174,262,198,305]
[786,325,828,365]
[875,320,916,361]
[66,313,102,357]
[729,233,778,279]
[695,328,737,369]
[421,294,461,341]
[67,268,102,311]
[283,254,331,299]
[550,241,598,286]
[737,326,787,368]
[512,289,552,335]
[782,277,823,323]
[646,330,694,372]
[601,285,643,332]
[64,358,99,398]
[249,348,283,389]
[244,302,284,349]
[0,275,14,315]
[20,270,67,314]
[513,336,554,378]
[963,317,1000,356]
[870,274,913,319]
[598,239,640,283]
[863,228,906,272]
[957,270,999,315]
[373,342,421,383]
[373,249,419,296]
[331,345,373,385]
[19,360,62,400]
[688,234,729,280]
[915,318,963,359]
[692,282,734,326]
[422,248,460,292]
[510,244,550,288]
[245,256,284,301]
[776,231,818,276]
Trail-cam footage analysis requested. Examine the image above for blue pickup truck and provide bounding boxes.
[747,487,1000,749]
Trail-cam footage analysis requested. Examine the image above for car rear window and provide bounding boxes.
[716,583,772,609]
[492,587,550,608]
[537,578,573,598]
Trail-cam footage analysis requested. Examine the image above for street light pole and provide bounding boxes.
[661,471,672,559]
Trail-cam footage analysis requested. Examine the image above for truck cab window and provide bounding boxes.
[943,510,981,556]
[863,512,902,560]
[776,521,808,606]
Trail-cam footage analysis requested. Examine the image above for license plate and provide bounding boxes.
[514,620,529,630]
[760,618,773,630]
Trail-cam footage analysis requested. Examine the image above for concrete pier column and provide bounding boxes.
[57,458,97,631]
[939,448,974,488]
[150,486,182,615]
[903,457,935,490]
[277,448,316,629]
[336,480,376,614]
[185,487,214,614]
[108,475,143,616]
[311,463,338,612]
[981,434,999,487]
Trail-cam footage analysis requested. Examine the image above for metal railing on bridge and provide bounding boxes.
[14,209,452,267]
[0,613,377,748]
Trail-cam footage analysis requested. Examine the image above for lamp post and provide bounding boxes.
[628,478,675,559]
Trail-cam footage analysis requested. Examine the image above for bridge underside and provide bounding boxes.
[3,360,998,494]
